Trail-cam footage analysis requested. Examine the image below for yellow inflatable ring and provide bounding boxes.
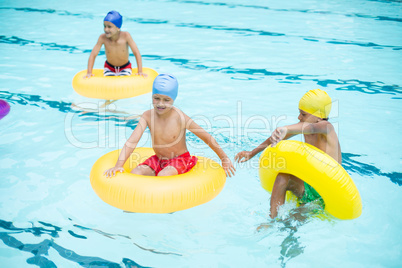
[259,140,362,220]
[72,67,158,99]
[90,147,226,213]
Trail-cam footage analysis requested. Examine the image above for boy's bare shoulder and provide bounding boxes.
[142,109,152,118]
[99,33,107,40]
[320,120,334,129]
[119,31,132,39]
[313,120,336,135]
[95,34,108,45]
[173,107,189,118]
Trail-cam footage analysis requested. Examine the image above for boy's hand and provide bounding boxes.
[84,73,94,79]
[135,72,148,77]
[271,127,287,147]
[234,151,253,163]
[222,157,236,177]
[104,167,124,178]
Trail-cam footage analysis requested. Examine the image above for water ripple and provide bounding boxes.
[0,90,140,130]
[171,0,402,23]
[0,6,95,19]
[2,90,400,186]
[1,36,400,96]
[0,35,90,54]
[1,7,401,51]
[0,218,178,267]
[343,153,402,186]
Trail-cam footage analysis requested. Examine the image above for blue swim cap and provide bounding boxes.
[104,11,122,29]
[152,74,178,100]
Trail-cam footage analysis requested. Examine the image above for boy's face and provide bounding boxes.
[103,21,119,38]
[298,109,320,123]
[152,94,174,115]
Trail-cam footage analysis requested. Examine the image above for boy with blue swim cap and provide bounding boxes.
[236,89,341,219]
[105,74,236,178]
[104,11,122,29]
[151,73,179,100]
[85,11,146,78]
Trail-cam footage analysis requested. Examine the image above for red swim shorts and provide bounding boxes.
[138,152,198,175]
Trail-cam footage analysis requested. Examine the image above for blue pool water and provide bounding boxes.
[1,0,401,267]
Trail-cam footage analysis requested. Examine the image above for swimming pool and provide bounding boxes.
[1,0,401,267]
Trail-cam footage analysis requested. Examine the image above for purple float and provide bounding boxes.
[0,100,10,120]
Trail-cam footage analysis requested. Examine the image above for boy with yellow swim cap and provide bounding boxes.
[235,89,341,219]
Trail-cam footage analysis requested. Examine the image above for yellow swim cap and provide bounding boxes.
[298,89,332,119]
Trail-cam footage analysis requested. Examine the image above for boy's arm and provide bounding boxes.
[271,121,333,146]
[285,121,332,135]
[235,132,296,163]
[126,32,146,77]
[185,115,235,177]
[85,35,104,78]
[104,114,148,177]
[235,121,333,162]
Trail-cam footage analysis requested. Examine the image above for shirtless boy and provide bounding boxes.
[104,74,236,178]
[235,89,340,218]
[85,11,145,78]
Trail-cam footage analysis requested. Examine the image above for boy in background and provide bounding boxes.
[85,11,146,78]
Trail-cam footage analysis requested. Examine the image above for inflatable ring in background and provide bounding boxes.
[72,68,158,100]
[259,140,362,220]
[0,100,10,120]
[90,147,226,213]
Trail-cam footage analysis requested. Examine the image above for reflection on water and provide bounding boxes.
[343,153,402,186]
[257,202,332,267]
[0,91,140,130]
[0,218,183,267]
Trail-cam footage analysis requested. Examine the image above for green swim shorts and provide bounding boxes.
[300,182,324,207]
